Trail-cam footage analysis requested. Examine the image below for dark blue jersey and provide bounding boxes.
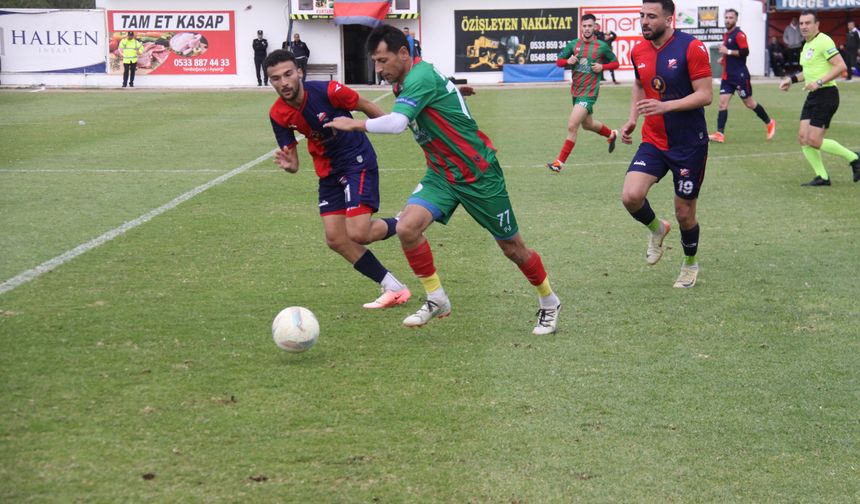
[721,27,749,80]
[631,31,712,150]
[269,80,376,178]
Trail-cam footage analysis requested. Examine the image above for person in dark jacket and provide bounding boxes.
[288,33,311,82]
[844,20,859,80]
[768,36,786,77]
[595,23,619,84]
[253,30,269,86]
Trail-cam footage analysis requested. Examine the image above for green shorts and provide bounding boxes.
[406,160,519,240]
[572,95,597,115]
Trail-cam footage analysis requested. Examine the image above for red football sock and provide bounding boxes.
[557,139,575,163]
[403,239,436,278]
[598,125,612,138]
[517,250,548,286]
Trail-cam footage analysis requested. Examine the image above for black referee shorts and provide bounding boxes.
[800,86,839,129]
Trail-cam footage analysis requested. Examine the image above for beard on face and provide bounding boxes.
[643,25,666,41]
[279,85,297,101]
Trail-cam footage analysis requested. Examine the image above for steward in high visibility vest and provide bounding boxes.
[119,32,144,88]
[119,32,143,64]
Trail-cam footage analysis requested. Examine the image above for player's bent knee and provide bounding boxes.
[345,221,372,245]
[674,205,696,227]
[621,190,646,210]
[497,238,529,264]
[395,219,421,242]
[345,228,372,245]
[325,235,350,253]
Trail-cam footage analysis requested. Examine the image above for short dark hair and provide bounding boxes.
[643,0,675,16]
[725,8,738,17]
[799,10,818,22]
[582,14,596,23]
[128,31,134,36]
[263,49,297,71]
[367,24,408,54]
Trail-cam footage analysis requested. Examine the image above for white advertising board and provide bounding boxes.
[0,9,106,73]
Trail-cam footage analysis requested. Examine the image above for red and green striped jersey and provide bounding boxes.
[391,60,496,185]
[558,38,617,98]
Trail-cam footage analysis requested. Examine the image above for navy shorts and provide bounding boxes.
[720,76,753,99]
[627,142,708,200]
[318,163,380,217]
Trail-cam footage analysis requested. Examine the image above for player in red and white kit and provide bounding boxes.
[619,0,713,288]
[708,9,776,143]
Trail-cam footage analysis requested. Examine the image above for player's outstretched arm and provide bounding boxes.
[274,145,299,173]
[325,116,367,132]
[327,112,410,135]
[621,80,645,144]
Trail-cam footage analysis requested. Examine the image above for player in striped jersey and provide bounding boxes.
[327,25,562,335]
[547,14,621,173]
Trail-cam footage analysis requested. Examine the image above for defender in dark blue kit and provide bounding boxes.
[265,49,411,310]
[619,0,713,289]
[709,9,776,143]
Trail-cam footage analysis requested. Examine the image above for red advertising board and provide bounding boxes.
[580,6,645,71]
[107,11,236,75]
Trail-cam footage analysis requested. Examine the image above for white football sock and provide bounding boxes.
[540,292,560,310]
[380,272,405,292]
[427,287,448,304]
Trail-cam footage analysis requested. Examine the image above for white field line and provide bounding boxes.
[371,149,816,172]
[0,92,392,297]
[517,149,821,169]
[0,149,814,175]
[0,150,274,296]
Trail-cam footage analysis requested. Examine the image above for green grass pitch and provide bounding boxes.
[1,83,858,502]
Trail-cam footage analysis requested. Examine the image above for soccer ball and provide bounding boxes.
[272,306,319,353]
